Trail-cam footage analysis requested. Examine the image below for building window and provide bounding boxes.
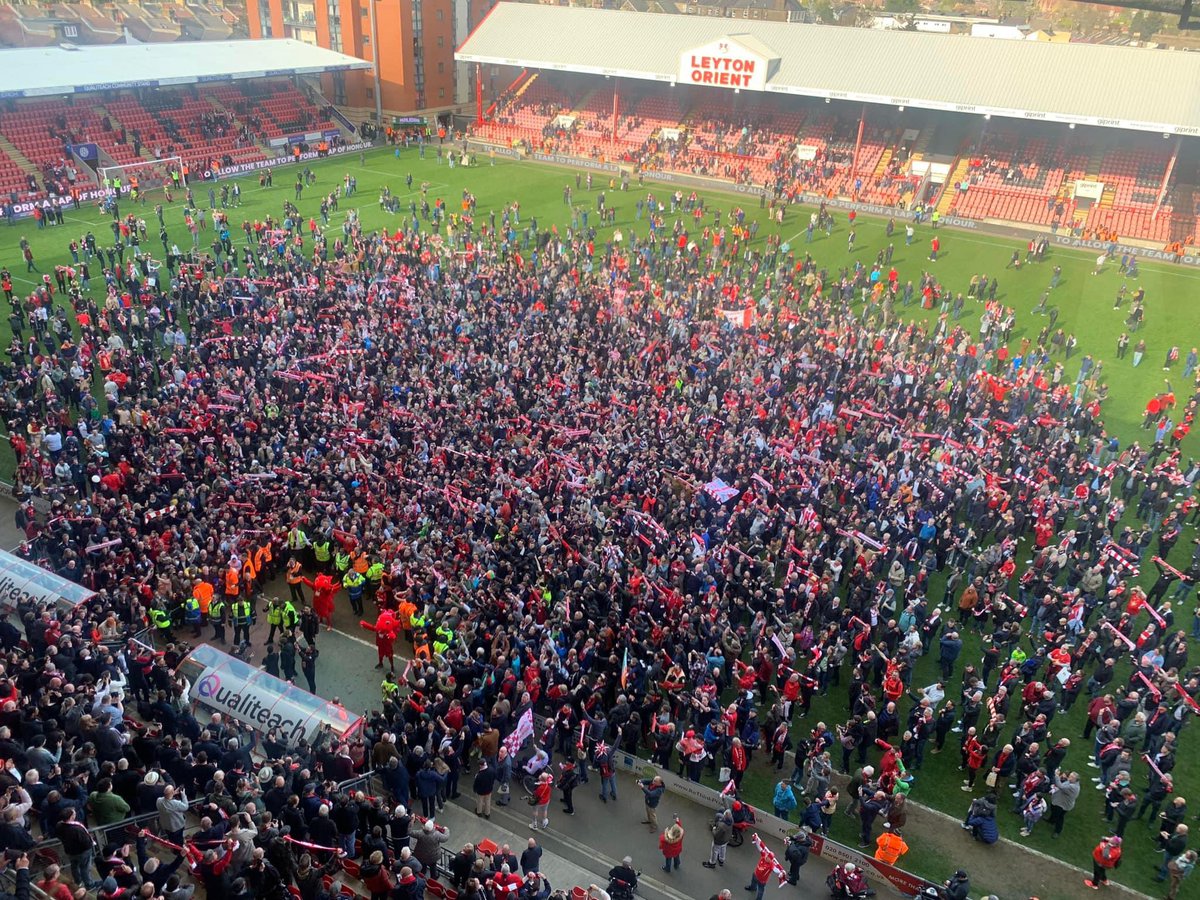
[437,35,443,46]
[437,61,444,73]
[439,88,445,98]
[366,87,374,99]
[258,0,273,35]
[436,8,443,19]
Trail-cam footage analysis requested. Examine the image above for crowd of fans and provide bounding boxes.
[0,151,1195,900]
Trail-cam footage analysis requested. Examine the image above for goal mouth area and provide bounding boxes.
[97,157,186,195]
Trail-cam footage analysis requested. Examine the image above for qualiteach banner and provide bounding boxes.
[192,665,317,743]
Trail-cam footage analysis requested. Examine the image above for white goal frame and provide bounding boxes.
[98,155,186,198]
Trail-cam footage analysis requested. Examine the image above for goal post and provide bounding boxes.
[98,156,186,200]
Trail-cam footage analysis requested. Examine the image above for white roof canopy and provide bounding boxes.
[457,3,1200,136]
[0,38,372,98]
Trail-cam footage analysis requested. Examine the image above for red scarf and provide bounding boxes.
[731,742,747,772]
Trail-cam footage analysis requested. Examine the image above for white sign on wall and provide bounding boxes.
[1074,179,1105,200]
[678,37,769,91]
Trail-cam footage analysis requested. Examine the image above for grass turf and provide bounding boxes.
[6,146,1200,894]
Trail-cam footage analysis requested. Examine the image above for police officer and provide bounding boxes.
[343,568,366,616]
[149,602,174,641]
[301,644,319,693]
[282,597,299,634]
[333,546,351,580]
[312,534,332,573]
[433,623,455,657]
[365,558,385,604]
[209,595,227,644]
[232,596,252,646]
[183,593,202,638]
[265,598,284,645]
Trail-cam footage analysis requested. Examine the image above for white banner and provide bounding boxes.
[1073,179,1105,201]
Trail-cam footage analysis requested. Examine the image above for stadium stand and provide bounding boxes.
[460,5,1200,249]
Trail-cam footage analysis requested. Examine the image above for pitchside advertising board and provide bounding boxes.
[678,37,775,91]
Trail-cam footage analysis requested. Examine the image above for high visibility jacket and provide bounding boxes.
[410,612,426,630]
[398,601,417,629]
[183,597,201,623]
[414,641,431,661]
[382,679,400,700]
[150,608,172,630]
[232,600,252,625]
[193,581,214,615]
[224,568,240,596]
[267,604,284,626]
[210,599,226,622]
[352,553,369,574]
[334,552,350,574]
[255,543,272,571]
[287,528,308,550]
[241,556,257,584]
[343,571,365,595]
[874,831,908,865]
[282,601,298,627]
[434,625,454,650]
[366,562,385,583]
[313,540,332,562]
[286,560,303,584]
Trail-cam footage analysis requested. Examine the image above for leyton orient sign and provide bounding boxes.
[678,38,769,91]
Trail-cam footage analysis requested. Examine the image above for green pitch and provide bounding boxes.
[5,146,1198,896]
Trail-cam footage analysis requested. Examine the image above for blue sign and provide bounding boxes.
[68,143,99,161]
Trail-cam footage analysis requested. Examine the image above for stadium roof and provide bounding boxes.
[0,38,372,98]
[456,3,1200,136]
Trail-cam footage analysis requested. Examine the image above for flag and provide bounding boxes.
[503,708,534,757]
[703,477,740,504]
[620,648,629,689]
[721,307,755,328]
[751,834,788,887]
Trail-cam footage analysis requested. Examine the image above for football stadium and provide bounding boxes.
[0,3,1196,900]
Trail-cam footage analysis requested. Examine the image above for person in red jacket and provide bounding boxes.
[962,733,987,790]
[658,819,684,873]
[746,838,784,900]
[1086,835,1122,889]
[529,772,552,831]
[488,864,523,899]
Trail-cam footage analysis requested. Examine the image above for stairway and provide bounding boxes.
[95,104,159,162]
[910,124,935,161]
[935,156,970,215]
[203,92,274,157]
[0,133,36,174]
[1099,186,1115,209]
[571,88,598,117]
[510,72,539,103]
[872,148,892,180]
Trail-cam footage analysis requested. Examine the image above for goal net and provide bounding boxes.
[98,156,186,200]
